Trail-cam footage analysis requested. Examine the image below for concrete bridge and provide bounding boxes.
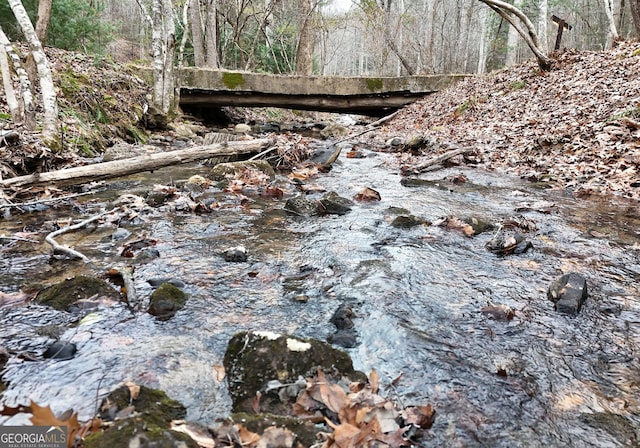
[177,68,467,116]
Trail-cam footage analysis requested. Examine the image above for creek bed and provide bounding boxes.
[1,148,639,447]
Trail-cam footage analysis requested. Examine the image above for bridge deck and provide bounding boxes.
[178,68,467,115]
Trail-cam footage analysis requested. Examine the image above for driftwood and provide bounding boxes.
[0,138,272,189]
[413,147,475,173]
[45,208,119,262]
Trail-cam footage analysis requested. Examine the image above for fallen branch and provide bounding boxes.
[0,138,272,190]
[45,208,118,262]
[334,111,400,145]
[0,190,101,209]
[411,147,475,173]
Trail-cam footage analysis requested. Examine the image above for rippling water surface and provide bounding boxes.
[1,148,639,447]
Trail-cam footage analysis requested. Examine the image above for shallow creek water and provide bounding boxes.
[1,146,639,447]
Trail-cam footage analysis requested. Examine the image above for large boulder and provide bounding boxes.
[547,272,588,315]
[35,276,120,312]
[223,331,362,415]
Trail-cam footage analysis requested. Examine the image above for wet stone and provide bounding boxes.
[486,231,532,255]
[111,227,131,241]
[284,197,319,217]
[318,191,353,215]
[547,272,588,315]
[391,214,430,229]
[223,245,248,262]
[35,276,121,312]
[208,160,275,182]
[223,331,362,415]
[147,283,187,320]
[43,341,77,360]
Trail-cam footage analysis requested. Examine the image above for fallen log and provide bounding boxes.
[412,146,475,173]
[0,138,273,189]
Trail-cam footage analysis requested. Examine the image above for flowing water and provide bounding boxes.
[0,143,639,447]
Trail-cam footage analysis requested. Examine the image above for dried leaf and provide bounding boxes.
[124,381,140,400]
[317,370,348,414]
[171,422,216,448]
[369,368,380,394]
[480,304,515,320]
[237,424,261,446]
[29,401,80,448]
[401,404,435,429]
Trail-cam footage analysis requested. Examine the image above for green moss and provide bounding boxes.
[607,106,640,122]
[36,276,120,311]
[510,80,526,90]
[126,125,148,144]
[632,48,640,57]
[222,72,245,89]
[99,385,187,427]
[84,418,197,448]
[147,283,187,320]
[366,77,384,91]
[0,112,11,121]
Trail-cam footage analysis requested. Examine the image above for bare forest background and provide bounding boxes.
[1,0,639,79]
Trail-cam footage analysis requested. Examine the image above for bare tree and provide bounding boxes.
[137,0,177,125]
[8,0,58,145]
[189,0,219,68]
[632,0,640,35]
[0,29,21,124]
[478,0,552,71]
[603,0,621,46]
[35,0,53,42]
[295,0,314,74]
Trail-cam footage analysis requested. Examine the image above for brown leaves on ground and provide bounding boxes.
[293,369,435,448]
[378,41,640,200]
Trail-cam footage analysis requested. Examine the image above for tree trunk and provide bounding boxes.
[204,0,219,68]
[537,0,548,53]
[478,0,552,71]
[8,0,58,145]
[150,0,177,124]
[295,0,314,75]
[603,0,621,46]
[35,0,53,42]
[505,0,523,66]
[631,0,640,35]
[0,139,272,189]
[476,6,490,73]
[0,27,25,125]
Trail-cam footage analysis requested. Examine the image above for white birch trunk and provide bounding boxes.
[204,0,219,67]
[603,0,620,46]
[150,0,177,120]
[8,0,58,144]
[0,27,27,125]
[538,0,548,53]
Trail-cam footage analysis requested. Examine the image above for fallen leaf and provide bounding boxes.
[237,424,261,446]
[369,368,380,395]
[30,401,81,448]
[355,187,381,202]
[317,370,348,414]
[401,404,435,429]
[124,381,140,400]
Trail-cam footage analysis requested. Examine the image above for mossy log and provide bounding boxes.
[0,138,272,189]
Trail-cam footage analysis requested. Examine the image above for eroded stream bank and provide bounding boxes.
[1,137,639,446]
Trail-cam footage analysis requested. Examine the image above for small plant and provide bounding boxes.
[454,96,485,118]
[607,106,640,122]
[510,80,526,90]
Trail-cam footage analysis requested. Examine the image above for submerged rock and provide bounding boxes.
[147,283,187,320]
[223,245,248,262]
[308,145,342,169]
[547,272,588,315]
[486,231,532,255]
[391,214,430,229]
[36,276,121,312]
[223,331,362,415]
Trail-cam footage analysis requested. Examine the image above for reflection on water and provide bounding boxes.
[1,151,639,446]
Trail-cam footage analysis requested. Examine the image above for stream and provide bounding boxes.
[0,136,639,447]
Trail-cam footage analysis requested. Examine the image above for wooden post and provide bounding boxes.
[552,15,573,51]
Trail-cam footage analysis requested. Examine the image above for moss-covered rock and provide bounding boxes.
[223,331,362,415]
[35,276,120,312]
[208,160,275,182]
[83,417,197,448]
[318,192,353,215]
[232,412,320,447]
[147,283,187,320]
[391,215,430,229]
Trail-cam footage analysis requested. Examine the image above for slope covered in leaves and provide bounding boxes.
[379,41,640,200]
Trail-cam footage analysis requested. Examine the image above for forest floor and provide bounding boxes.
[1,41,639,201]
[375,40,640,201]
